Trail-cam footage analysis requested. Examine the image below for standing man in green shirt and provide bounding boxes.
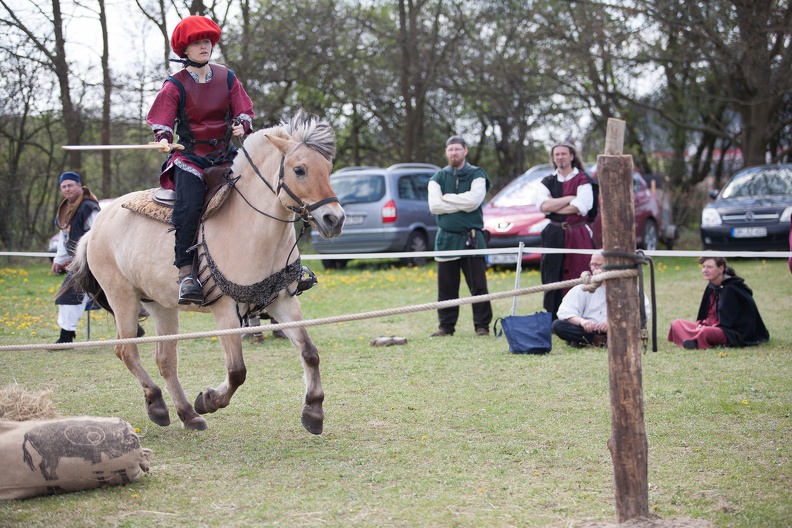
[427,136,493,337]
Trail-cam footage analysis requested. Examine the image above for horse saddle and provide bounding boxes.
[122,163,233,224]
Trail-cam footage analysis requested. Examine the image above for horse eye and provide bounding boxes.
[293,166,306,177]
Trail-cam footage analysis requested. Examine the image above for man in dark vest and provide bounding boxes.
[535,142,596,318]
[427,136,493,337]
[52,172,100,345]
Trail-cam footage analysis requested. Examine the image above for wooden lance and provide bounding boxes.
[61,142,184,152]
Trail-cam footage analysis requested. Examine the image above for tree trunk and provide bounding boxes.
[99,0,112,197]
[52,0,82,171]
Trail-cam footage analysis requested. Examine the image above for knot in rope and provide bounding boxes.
[580,271,603,293]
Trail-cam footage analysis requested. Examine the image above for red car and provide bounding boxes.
[483,163,676,265]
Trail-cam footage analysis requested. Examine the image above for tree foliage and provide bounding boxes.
[1,0,790,252]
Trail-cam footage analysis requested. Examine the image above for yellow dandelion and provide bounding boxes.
[742,400,748,405]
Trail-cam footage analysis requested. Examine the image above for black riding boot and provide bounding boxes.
[178,265,204,305]
[296,266,318,293]
[55,328,76,344]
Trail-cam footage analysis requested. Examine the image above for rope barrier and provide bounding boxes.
[0,269,639,352]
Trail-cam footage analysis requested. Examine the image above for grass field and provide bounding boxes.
[0,256,790,527]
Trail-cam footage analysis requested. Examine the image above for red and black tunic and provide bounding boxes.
[147,64,254,189]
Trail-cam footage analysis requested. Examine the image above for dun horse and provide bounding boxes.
[66,111,344,433]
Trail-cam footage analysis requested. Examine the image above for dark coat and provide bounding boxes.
[697,275,769,346]
[55,197,99,305]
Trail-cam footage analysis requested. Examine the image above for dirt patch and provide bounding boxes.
[575,516,714,528]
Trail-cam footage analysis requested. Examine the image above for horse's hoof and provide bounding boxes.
[148,408,171,427]
[184,416,208,431]
[301,406,324,435]
[146,396,170,426]
[194,390,217,415]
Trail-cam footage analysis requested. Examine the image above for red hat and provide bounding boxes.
[170,16,221,57]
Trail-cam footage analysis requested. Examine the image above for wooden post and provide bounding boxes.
[598,118,649,522]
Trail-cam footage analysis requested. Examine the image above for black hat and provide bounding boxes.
[445,136,466,148]
[59,171,81,184]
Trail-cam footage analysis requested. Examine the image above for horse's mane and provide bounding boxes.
[247,109,336,161]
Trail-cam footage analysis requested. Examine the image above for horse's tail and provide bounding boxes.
[57,232,114,315]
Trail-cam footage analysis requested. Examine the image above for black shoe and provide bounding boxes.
[431,328,454,337]
[296,266,318,294]
[243,332,265,344]
[178,275,204,305]
[683,339,698,350]
[475,327,489,336]
[136,325,146,338]
[51,329,76,350]
[55,329,76,344]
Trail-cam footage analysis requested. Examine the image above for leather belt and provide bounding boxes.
[548,220,587,230]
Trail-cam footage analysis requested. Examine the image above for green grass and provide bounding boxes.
[0,258,790,527]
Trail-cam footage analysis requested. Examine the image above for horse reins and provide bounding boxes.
[236,142,339,224]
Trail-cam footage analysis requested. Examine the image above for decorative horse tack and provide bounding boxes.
[64,110,345,434]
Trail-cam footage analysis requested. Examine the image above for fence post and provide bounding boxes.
[599,118,649,522]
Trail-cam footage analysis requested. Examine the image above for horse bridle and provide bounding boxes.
[197,141,339,307]
[236,143,338,224]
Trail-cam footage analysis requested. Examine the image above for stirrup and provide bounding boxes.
[178,275,204,305]
[296,266,317,294]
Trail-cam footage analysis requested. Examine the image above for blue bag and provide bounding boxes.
[494,311,553,354]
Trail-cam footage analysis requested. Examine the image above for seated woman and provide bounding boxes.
[668,257,769,349]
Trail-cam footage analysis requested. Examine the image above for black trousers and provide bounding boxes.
[540,224,565,318]
[551,319,603,345]
[436,257,492,332]
[172,167,207,268]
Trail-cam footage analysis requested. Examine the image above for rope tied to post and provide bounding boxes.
[597,250,657,353]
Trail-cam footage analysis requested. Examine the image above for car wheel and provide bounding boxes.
[640,219,658,251]
[401,230,428,267]
[322,259,347,270]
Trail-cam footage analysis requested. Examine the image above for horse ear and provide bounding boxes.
[265,134,292,155]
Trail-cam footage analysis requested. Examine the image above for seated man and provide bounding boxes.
[551,252,651,348]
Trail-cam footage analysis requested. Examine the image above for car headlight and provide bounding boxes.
[780,206,792,222]
[701,208,722,227]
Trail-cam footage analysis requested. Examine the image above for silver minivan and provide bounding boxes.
[310,163,440,268]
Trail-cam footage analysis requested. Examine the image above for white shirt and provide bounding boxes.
[557,284,651,324]
[427,177,487,215]
[534,167,593,217]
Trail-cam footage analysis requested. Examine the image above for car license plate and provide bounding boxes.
[345,215,365,226]
[732,227,767,238]
[488,253,519,264]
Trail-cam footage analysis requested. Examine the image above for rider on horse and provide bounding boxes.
[147,15,254,305]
